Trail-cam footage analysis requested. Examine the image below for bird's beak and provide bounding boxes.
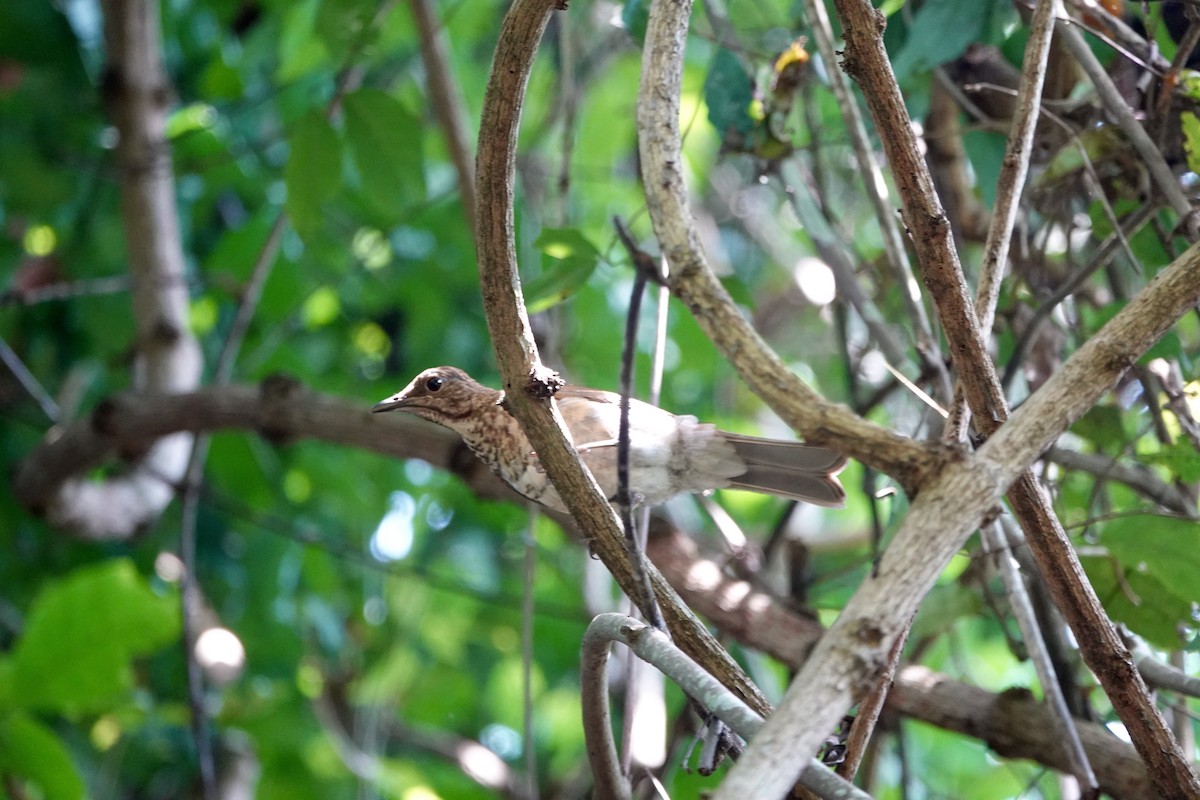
[371,394,409,413]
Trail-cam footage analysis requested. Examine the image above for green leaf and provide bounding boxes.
[892,0,993,80]
[1090,516,1200,647]
[285,109,342,242]
[1083,554,1194,649]
[343,88,425,219]
[1144,440,1200,484]
[1070,405,1126,450]
[704,48,755,139]
[1140,330,1181,364]
[621,0,649,45]
[963,130,1007,209]
[0,712,85,800]
[524,228,603,312]
[10,559,180,714]
[1181,111,1200,174]
[1179,70,1200,101]
[315,0,380,62]
[533,227,601,262]
[277,0,330,82]
[203,212,276,284]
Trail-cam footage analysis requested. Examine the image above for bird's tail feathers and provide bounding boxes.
[722,434,847,507]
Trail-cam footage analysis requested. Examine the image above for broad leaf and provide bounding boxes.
[10,560,180,714]
[285,109,342,242]
[0,713,85,800]
[343,88,425,219]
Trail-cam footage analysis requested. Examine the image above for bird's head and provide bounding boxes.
[371,366,500,427]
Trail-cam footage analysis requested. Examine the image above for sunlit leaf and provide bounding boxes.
[1090,516,1200,647]
[525,228,603,312]
[10,560,179,714]
[0,713,85,800]
[1181,111,1200,174]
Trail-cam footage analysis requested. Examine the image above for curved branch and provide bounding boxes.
[635,0,935,491]
[472,0,772,716]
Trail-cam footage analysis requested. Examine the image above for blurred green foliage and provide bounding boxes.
[1,0,1198,798]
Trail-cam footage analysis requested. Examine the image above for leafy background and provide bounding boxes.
[2,0,1198,798]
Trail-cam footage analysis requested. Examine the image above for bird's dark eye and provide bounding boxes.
[425,376,444,392]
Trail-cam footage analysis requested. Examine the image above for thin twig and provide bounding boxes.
[616,265,665,633]
[981,520,1099,794]
[1056,13,1198,238]
[409,0,478,232]
[836,615,910,782]
[1001,202,1159,391]
[0,336,62,423]
[800,0,951,403]
[975,0,1058,339]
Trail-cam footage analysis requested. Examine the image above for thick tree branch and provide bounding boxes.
[472,0,771,716]
[712,202,1200,799]
[887,666,1158,800]
[14,380,1186,794]
[823,2,1200,795]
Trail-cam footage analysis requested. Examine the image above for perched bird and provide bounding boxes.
[372,366,847,514]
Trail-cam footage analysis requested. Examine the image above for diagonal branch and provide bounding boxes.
[712,225,1200,797]
[710,1,1200,795]
[828,2,1199,794]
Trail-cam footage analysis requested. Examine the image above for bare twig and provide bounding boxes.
[975,0,1058,339]
[1046,446,1198,518]
[616,266,665,632]
[0,336,61,423]
[835,617,909,783]
[800,0,950,401]
[980,520,1098,793]
[410,0,478,231]
[1056,13,1197,238]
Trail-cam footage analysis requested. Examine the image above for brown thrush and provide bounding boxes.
[372,366,847,513]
